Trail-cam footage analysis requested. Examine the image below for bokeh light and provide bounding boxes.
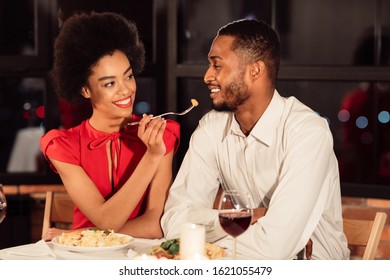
[23,102,32,110]
[356,116,368,129]
[135,101,151,114]
[338,109,350,122]
[36,106,45,119]
[378,111,390,124]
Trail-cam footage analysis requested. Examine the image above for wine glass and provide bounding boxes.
[218,189,253,259]
[0,184,7,224]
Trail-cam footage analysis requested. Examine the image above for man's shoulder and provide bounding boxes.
[199,110,231,125]
[194,110,231,140]
[283,96,329,132]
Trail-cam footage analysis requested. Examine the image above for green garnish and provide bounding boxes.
[160,238,180,256]
[168,243,180,255]
[87,228,111,235]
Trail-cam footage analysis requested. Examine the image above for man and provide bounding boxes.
[161,19,349,259]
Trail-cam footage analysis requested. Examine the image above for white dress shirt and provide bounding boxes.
[161,90,350,259]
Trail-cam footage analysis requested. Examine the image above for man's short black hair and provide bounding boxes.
[218,19,280,85]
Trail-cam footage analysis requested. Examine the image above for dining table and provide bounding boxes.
[0,237,164,260]
[0,237,242,280]
[1,238,388,280]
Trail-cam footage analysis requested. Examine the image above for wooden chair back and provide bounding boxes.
[343,211,387,260]
[41,190,74,238]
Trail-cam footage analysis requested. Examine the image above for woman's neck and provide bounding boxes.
[88,115,127,134]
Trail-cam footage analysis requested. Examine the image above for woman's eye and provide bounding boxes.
[104,82,114,88]
[126,74,134,80]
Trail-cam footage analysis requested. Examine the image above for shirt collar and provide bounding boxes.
[221,113,238,141]
[222,90,284,147]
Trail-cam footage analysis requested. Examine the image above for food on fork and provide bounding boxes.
[127,98,199,125]
[58,229,131,247]
[151,238,225,259]
[191,99,199,107]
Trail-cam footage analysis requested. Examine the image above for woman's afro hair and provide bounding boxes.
[50,11,145,103]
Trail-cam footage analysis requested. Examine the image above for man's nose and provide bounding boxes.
[204,67,214,84]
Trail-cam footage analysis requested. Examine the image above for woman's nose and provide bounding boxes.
[119,81,134,95]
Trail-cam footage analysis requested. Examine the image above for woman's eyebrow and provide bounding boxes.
[123,65,132,75]
[97,66,133,81]
[98,75,115,81]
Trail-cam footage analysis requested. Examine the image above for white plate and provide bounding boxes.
[52,233,134,253]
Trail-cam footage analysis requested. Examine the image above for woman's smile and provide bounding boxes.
[112,96,133,108]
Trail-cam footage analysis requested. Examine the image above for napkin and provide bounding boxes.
[127,239,162,259]
[126,248,139,259]
[6,239,56,259]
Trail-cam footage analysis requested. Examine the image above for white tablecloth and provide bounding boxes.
[0,238,163,260]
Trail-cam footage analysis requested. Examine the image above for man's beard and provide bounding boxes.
[212,76,250,112]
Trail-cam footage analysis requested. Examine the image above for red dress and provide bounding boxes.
[40,117,180,229]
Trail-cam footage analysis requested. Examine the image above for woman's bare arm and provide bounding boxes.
[49,117,171,231]
[118,150,174,238]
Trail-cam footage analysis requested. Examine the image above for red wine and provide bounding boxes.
[219,212,251,237]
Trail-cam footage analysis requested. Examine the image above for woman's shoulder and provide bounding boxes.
[41,122,83,144]
[39,121,87,168]
[165,119,180,138]
[164,119,180,153]
[40,121,87,153]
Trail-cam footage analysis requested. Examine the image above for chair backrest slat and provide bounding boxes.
[343,211,387,260]
[41,190,73,238]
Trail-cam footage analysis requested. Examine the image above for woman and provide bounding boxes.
[40,12,179,240]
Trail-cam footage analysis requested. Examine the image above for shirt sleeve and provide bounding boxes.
[162,112,348,259]
[246,123,339,259]
[161,115,225,242]
[40,129,80,173]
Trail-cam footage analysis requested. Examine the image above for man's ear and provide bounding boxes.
[81,86,90,98]
[250,61,265,80]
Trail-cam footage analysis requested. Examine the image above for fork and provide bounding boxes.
[127,99,199,126]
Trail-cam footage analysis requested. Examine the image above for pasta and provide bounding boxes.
[58,229,130,247]
[151,238,225,259]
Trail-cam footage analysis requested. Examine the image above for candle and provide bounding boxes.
[180,223,206,260]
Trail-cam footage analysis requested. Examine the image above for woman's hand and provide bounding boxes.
[137,114,167,156]
[42,227,71,241]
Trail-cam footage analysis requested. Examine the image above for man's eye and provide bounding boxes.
[208,63,220,69]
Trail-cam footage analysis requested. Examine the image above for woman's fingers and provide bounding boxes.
[148,118,166,142]
[146,118,166,154]
[138,116,164,140]
[137,114,153,135]
[137,116,167,155]
[42,227,67,241]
